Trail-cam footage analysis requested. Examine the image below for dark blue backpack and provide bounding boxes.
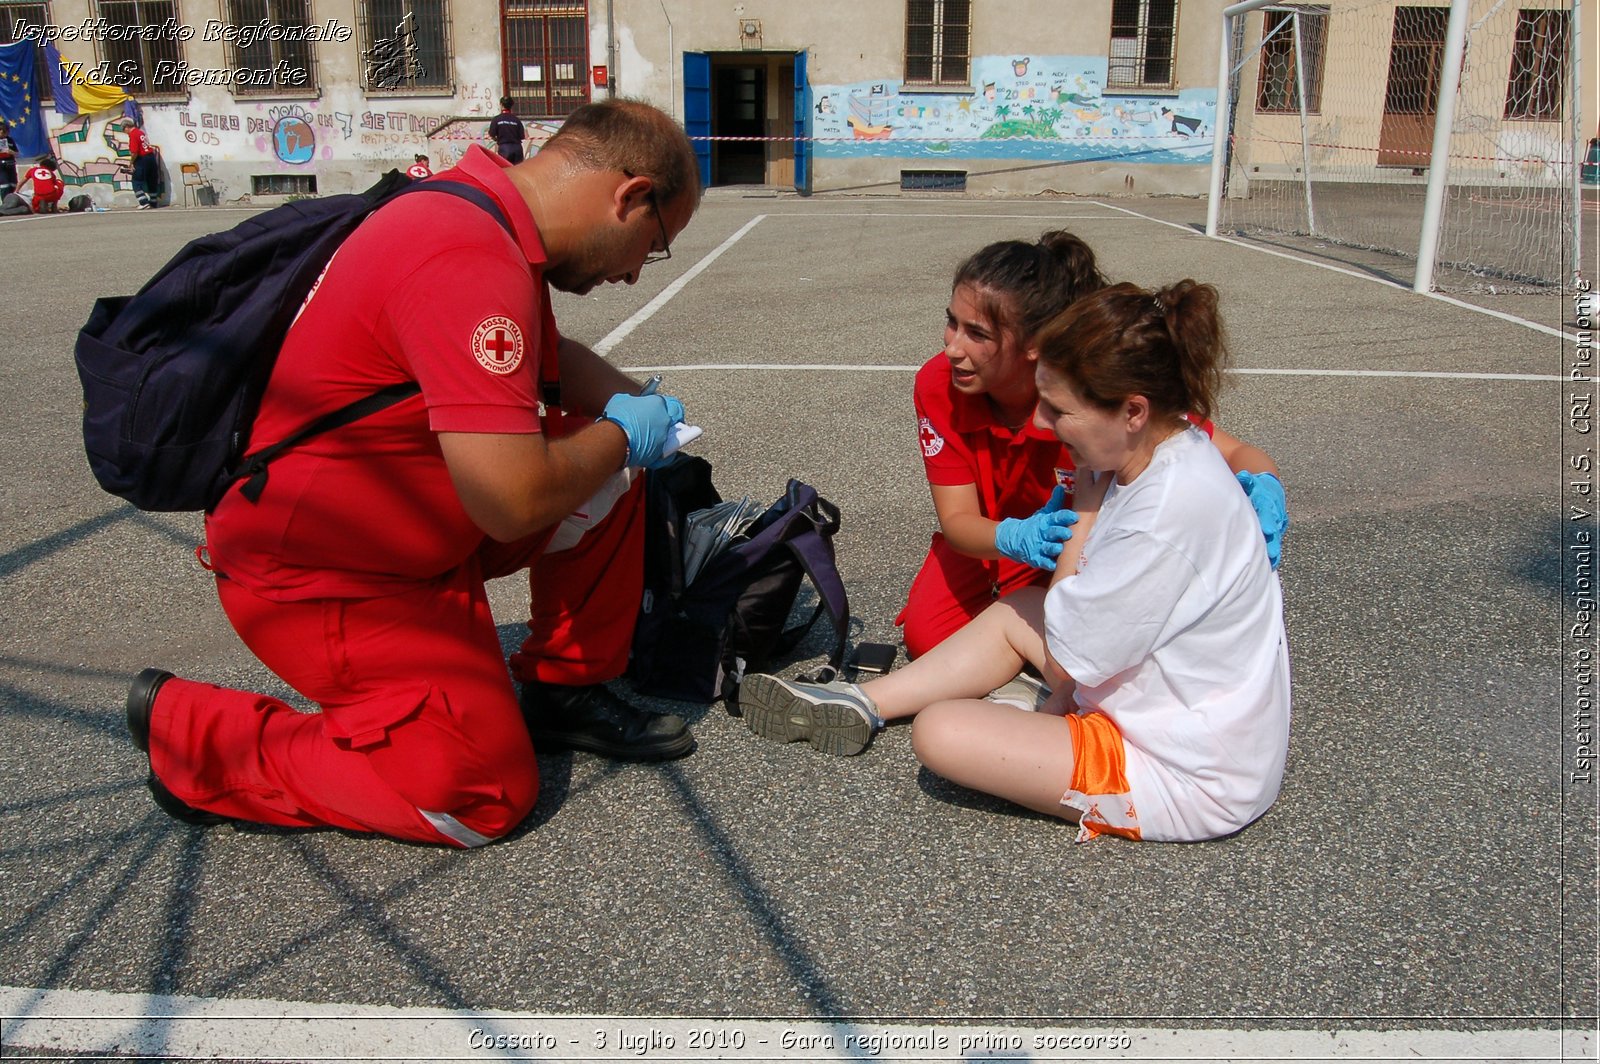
[628,454,851,706]
[75,171,510,512]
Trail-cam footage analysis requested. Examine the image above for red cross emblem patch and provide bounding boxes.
[918,416,944,458]
[472,316,525,375]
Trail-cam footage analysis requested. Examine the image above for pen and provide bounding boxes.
[641,375,662,396]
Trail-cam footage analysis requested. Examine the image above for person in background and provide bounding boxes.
[18,154,63,213]
[0,120,18,197]
[407,153,433,179]
[128,116,160,209]
[488,96,527,164]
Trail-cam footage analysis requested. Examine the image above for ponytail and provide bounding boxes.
[1153,280,1227,423]
[1034,279,1229,422]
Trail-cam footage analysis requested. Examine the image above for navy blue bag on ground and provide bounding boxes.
[75,171,510,512]
[628,454,851,707]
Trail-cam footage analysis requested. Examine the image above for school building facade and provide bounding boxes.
[1,0,1592,205]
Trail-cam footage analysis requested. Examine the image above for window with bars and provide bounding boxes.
[904,0,969,87]
[1503,8,1567,120]
[221,0,319,95]
[358,0,452,93]
[503,0,587,117]
[1108,0,1177,89]
[94,0,185,99]
[0,2,52,104]
[1256,6,1327,113]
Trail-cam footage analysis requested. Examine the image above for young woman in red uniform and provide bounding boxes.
[896,231,1288,659]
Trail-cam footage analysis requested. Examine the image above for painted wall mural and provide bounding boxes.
[811,55,1216,165]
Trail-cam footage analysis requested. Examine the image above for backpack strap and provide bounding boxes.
[237,381,423,502]
[769,486,850,672]
[236,179,518,504]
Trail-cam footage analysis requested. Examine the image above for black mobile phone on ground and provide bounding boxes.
[850,642,898,674]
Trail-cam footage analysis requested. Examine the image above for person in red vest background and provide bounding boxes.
[127,116,161,209]
[407,153,433,179]
[18,154,63,213]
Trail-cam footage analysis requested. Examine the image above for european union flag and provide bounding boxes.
[0,40,48,157]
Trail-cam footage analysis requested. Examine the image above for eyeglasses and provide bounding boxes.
[643,189,672,265]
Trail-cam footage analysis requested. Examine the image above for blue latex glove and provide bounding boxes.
[602,391,687,469]
[994,484,1079,569]
[1236,470,1288,569]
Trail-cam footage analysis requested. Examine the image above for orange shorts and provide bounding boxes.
[1062,710,1142,842]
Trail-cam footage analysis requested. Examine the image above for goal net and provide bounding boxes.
[1209,0,1583,294]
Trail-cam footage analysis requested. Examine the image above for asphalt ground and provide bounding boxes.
[0,190,1594,1061]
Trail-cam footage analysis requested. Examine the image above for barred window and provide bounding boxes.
[904,0,969,87]
[0,2,52,104]
[1108,0,1177,89]
[1503,9,1567,120]
[95,0,185,99]
[1256,7,1327,113]
[221,0,319,96]
[503,0,588,118]
[358,0,452,93]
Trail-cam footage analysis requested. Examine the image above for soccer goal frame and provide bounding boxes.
[1206,0,1586,295]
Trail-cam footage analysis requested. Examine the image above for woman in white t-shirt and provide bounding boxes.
[739,280,1291,842]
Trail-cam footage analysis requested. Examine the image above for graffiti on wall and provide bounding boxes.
[47,111,136,190]
[41,81,565,183]
[811,55,1216,164]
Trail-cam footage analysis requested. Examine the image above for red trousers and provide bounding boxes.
[895,533,1047,659]
[149,479,646,846]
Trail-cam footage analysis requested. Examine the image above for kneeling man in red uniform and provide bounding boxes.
[127,100,701,846]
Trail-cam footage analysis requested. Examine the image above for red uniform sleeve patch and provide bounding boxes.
[471,316,525,374]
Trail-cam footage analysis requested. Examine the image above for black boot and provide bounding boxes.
[126,669,231,826]
[520,681,694,761]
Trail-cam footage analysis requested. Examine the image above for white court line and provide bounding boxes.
[623,362,1561,383]
[757,211,1126,219]
[0,986,1587,1062]
[593,215,767,357]
[1087,200,1579,342]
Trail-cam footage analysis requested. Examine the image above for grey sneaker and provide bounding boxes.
[740,674,882,756]
[987,672,1052,711]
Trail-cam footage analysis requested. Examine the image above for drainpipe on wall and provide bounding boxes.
[659,0,675,120]
[606,0,617,96]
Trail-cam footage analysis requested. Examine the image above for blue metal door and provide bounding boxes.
[683,51,712,188]
[793,49,811,194]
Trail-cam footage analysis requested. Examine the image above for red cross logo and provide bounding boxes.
[472,316,524,374]
[918,416,944,458]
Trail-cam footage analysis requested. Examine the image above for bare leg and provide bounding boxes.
[861,586,1051,721]
[911,699,1080,821]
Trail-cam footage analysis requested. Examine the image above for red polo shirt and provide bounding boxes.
[914,354,1076,518]
[207,145,556,599]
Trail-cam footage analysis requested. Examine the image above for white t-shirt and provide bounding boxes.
[1046,426,1291,842]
